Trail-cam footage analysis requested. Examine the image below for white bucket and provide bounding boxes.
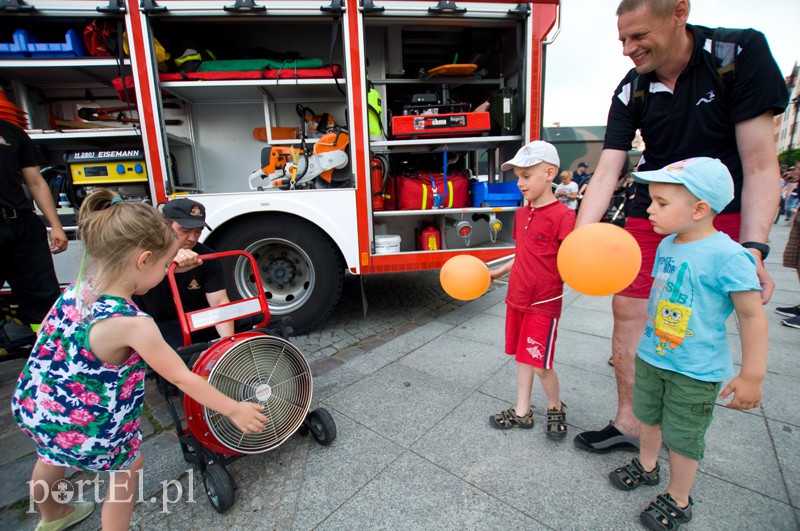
[374,234,401,254]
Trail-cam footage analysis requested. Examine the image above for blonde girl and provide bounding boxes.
[12,189,267,531]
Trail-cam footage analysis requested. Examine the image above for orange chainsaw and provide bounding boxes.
[248,129,349,190]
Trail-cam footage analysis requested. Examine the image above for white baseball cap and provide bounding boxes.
[632,157,734,214]
[500,140,560,171]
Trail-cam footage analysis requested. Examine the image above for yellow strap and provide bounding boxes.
[447,181,454,207]
[421,183,428,209]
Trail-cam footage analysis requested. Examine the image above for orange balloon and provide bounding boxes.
[440,255,491,301]
[557,223,642,296]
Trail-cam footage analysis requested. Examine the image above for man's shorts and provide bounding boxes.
[505,307,558,369]
[632,356,721,461]
[618,213,742,299]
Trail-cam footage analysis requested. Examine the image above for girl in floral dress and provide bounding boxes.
[11,189,268,531]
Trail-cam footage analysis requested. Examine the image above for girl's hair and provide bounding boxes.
[78,189,175,283]
[559,170,572,182]
[616,0,686,18]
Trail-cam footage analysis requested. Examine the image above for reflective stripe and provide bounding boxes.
[421,183,428,209]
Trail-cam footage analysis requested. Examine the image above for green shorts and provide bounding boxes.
[633,356,721,461]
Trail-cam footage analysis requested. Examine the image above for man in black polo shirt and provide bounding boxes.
[0,119,67,332]
[133,198,238,348]
[574,0,788,454]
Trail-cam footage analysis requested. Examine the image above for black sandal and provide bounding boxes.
[489,406,534,430]
[640,494,693,530]
[609,457,660,490]
[546,402,567,439]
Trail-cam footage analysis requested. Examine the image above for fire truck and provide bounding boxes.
[0,0,559,334]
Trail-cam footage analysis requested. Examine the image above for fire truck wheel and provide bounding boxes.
[214,215,344,335]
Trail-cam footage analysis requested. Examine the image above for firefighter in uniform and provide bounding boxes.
[0,119,67,333]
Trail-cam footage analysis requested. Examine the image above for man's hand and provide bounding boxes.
[173,248,203,272]
[719,375,763,410]
[753,255,774,304]
[49,227,68,254]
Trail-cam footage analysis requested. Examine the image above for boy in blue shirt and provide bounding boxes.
[607,158,768,530]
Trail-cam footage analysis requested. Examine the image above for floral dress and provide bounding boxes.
[11,284,149,471]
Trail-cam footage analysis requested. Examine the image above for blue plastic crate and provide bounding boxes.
[471,181,522,207]
[0,30,30,57]
[0,29,87,58]
[26,29,87,58]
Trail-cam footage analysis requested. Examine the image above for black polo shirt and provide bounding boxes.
[133,242,226,321]
[0,119,42,209]
[604,24,788,218]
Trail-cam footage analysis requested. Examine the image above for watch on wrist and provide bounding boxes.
[741,242,769,260]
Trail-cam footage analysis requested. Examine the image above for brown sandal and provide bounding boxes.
[489,406,534,430]
[546,402,567,439]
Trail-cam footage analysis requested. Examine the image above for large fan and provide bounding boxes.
[183,332,312,455]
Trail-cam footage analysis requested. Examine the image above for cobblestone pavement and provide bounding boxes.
[0,269,486,529]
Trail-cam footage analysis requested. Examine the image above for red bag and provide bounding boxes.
[384,171,470,210]
[84,19,117,57]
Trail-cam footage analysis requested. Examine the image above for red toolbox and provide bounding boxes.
[391,111,490,139]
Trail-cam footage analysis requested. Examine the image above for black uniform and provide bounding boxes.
[0,120,60,325]
[604,24,789,219]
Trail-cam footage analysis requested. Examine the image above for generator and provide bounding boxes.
[391,84,490,139]
[65,149,151,205]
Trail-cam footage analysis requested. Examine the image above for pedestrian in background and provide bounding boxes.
[574,0,787,454]
[573,161,590,189]
[488,141,574,439]
[555,170,579,210]
[609,157,767,531]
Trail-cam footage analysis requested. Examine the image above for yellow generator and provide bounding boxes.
[66,149,151,205]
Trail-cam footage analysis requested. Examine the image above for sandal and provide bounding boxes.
[640,494,693,530]
[609,457,660,490]
[546,402,567,440]
[489,406,534,430]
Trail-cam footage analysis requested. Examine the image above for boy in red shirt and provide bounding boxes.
[489,141,575,439]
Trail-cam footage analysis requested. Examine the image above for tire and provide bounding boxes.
[305,408,337,446]
[213,214,344,335]
[203,465,235,514]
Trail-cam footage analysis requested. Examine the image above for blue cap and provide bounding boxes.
[578,161,588,168]
[632,157,734,214]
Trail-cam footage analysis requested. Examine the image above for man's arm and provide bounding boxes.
[206,288,235,338]
[574,149,629,228]
[736,111,782,303]
[20,166,67,254]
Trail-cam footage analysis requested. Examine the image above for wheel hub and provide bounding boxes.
[265,257,297,286]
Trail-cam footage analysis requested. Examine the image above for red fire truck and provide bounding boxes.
[0,0,559,334]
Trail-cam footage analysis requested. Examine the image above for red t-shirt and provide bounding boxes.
[507,201,575,317]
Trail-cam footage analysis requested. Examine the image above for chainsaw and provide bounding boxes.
[248,129,350,190]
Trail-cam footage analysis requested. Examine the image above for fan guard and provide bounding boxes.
[184,333,312,454]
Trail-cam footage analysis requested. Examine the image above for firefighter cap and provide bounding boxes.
[162,198,213,230]
[501,140,560,171]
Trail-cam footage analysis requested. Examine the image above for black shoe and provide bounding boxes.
[574,421,639,453]
[775,304,800,318]
[782,315,800,329]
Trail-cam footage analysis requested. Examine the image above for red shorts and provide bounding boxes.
[618,213,742,299]
[505,307,558,369]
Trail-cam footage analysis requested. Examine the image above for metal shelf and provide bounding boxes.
[160,78,347,104]
[0,58,130,89]
[370,135,522,153]
[373,205,520,217]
